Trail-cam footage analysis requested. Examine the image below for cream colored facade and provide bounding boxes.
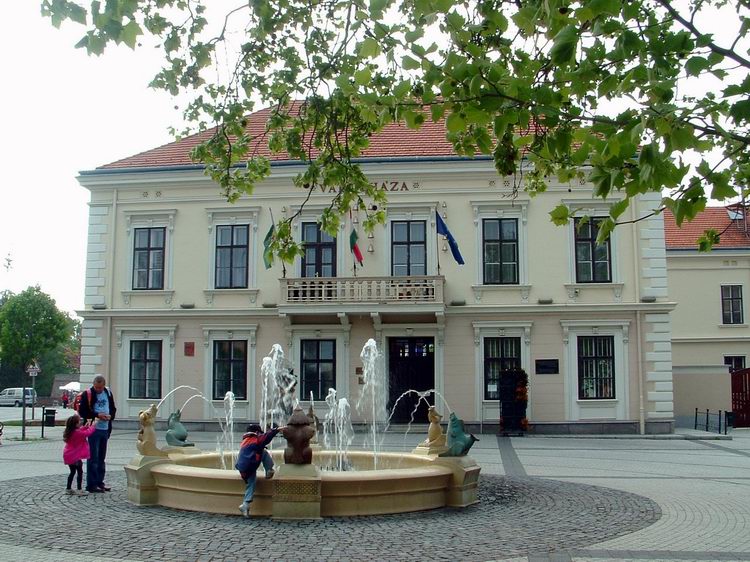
[667,247,746,425]
[78,159,676,433]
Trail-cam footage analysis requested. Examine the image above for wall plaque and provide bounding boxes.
[535,359,559,374]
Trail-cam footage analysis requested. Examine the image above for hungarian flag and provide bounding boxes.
[263,223,275,269]
[350,229,364,265]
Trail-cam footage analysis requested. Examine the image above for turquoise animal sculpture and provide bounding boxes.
[165,410,194,447]
[439,412,478,457]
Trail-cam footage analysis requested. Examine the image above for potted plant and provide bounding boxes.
[498,367,529,435]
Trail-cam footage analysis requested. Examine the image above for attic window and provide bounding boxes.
[728,209,744,221]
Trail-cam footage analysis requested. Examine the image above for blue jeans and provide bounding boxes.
[242,450,274,504]
[87,429,109,491]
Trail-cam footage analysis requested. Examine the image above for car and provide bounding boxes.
[0,387,37,407]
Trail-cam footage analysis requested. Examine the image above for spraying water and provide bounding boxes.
[323,389,354,471]
[156,385,203,412]
[260,345,297,435]
[382,388,453,435]
[356,339,387,469]
[220,391,236,469]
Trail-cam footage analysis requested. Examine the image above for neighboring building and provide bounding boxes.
[665,206,748,426]
[77,107,676,433]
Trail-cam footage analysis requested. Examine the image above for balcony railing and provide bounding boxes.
[280,276,444,304]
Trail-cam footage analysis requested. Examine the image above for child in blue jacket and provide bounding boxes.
[235,423,284,517]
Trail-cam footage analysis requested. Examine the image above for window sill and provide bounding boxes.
[122,290,174,306]
[565,283,623,302]
[718,323,748,329]
[204,289,259,305]
[576,398,618,404]
[472,284,531,303]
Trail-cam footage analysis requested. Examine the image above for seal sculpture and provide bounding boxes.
[165,409,194,447]
[439,412,478,457]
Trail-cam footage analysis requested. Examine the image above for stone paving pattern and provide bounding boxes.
[0,472,660,561]
[0,425,749,561]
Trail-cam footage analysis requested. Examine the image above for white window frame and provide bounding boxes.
[202,324,258,421]
[385,204,437,276]
[563,201,624,301]
[289,326,351,409]
[204,207,261,305]
[122,210,177,305]
[720,284,745,326]
[561,320,630,421]
[472,321,532,423]
[723,355,746,372]
[290,205,345,277]
[470,201,530,302]
[115,325,176,420]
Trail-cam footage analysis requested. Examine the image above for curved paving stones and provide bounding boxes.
[0,473,659,562]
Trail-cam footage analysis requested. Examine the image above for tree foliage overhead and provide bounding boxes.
[43,0,750,251]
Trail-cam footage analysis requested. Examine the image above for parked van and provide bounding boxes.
[0,388,37,407]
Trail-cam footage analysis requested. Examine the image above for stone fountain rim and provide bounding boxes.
[157,449,455,479]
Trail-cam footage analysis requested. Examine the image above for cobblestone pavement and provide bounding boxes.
[0,428,748,562]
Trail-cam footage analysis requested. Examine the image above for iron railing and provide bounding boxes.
[694,408,732,435]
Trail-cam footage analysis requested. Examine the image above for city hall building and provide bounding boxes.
[78,107,676,433]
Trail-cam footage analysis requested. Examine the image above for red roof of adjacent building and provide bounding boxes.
[97,104,545,170]
[664,206,750,249]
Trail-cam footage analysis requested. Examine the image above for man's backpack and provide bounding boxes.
[74,389,91,414]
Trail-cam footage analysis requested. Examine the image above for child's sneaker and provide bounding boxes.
[239,502,249,518]
[65,489,75,495]
[265,468,275,479]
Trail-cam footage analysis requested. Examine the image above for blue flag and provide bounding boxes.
[436,211,465,265]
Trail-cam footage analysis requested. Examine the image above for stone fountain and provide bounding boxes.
[124,343,480,519]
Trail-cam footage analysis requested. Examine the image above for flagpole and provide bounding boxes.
[435,207,441,276]
[350,209,357,278]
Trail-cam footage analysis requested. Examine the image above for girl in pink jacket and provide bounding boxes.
[63,414,96,495]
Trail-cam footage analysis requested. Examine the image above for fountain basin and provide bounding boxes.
[125,449,480,518]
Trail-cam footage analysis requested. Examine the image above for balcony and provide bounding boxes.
[280,276,445,308]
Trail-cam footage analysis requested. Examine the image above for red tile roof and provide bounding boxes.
[97,104,545,170]
[664,206,750,249]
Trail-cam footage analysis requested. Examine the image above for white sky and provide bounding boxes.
[0,2,181,317]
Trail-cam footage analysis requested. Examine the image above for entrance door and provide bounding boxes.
[732,367,750,428]
[388,337,435,424]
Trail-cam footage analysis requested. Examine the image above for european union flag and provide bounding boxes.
[436,211,465,265]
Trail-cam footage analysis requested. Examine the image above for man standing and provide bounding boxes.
[79,374,117,493]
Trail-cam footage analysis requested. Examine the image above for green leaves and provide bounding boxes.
[120,20,142,49]
[0,287,71,372]
[446,112,466,133]
[550,25,579,65]
[549,204,572,225]
[43,0,750,253]
[359,37,380,59]
[685,56,710,77]
[402,56,421,70]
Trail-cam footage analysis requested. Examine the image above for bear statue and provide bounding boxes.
[281,404,315,464]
